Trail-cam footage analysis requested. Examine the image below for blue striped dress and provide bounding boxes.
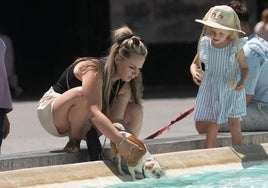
[194,36,247,124]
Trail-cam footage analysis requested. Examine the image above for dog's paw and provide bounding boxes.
[118,168,125,176]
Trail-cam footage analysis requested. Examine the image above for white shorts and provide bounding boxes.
[36,87,92,139]
[36,87,65,137]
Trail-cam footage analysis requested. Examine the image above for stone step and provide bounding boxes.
[1,132,268,171]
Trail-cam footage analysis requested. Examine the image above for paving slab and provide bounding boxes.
[1,88,198,154]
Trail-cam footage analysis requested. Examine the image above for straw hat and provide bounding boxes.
[195,5,245,34]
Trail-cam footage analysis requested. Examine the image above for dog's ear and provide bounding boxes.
[126,135,147,166]
[128,148,146,166]
[127,135,147,151]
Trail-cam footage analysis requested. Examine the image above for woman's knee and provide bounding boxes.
[124,102,143,136]
[53,88,87,132]
[126,102,143,118]
[69,87,84,101]
[54,87,84,109]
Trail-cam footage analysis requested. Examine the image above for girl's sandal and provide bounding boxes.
[63,140,81,153]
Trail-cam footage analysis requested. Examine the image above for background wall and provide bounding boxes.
[0,0,265,99]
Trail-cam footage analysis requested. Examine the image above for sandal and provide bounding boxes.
[63,139,81,153]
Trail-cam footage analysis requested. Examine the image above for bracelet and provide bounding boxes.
[119,137,126,145]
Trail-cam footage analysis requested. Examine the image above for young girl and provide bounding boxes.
[191,5,249,148]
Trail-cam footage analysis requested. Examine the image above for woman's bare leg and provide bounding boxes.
[53,87,88,151]
[123,102,143,137]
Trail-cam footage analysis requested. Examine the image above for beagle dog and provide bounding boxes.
[110,123,165,181]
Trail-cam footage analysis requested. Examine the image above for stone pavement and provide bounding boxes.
[2,143,268,187]
[1,87,199,155]
[2,86,268,187]
[2,86,268,173]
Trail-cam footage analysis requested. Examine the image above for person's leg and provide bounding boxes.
[123,102,143,137]
[228,117,243,146]
[0,109,5,148]
[86,127,103,160]
[220,102,268,132]
[53,87,89,152]
[218,121,230,132]
[241,102,268,131]
[195,121,208,134]
[196,121,220,148]
[205,122,219,148]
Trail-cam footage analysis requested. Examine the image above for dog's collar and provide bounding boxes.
[142,167,146,178]
[141,158,153,178]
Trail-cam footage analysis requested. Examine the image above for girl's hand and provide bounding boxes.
[190,54,203,86]
[235,81,244,92]
[192,69,203,86]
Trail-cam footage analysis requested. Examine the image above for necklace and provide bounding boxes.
[112,79,121,94]
[111,79,121,111]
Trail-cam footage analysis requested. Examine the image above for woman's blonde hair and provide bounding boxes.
[102,26,148,113]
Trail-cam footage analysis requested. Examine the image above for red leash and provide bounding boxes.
[144,107,195,139]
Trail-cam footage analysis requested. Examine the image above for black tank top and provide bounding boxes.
[53,62,125,101]
[109,80,125,103]
[53,63,81,94]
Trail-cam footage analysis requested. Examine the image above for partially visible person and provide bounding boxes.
[219,1,268,132]
[0,37,12,154]
[190,5,249,148]
[36,26,147,160]
[0,26,23,98]
[254,8,268,41]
